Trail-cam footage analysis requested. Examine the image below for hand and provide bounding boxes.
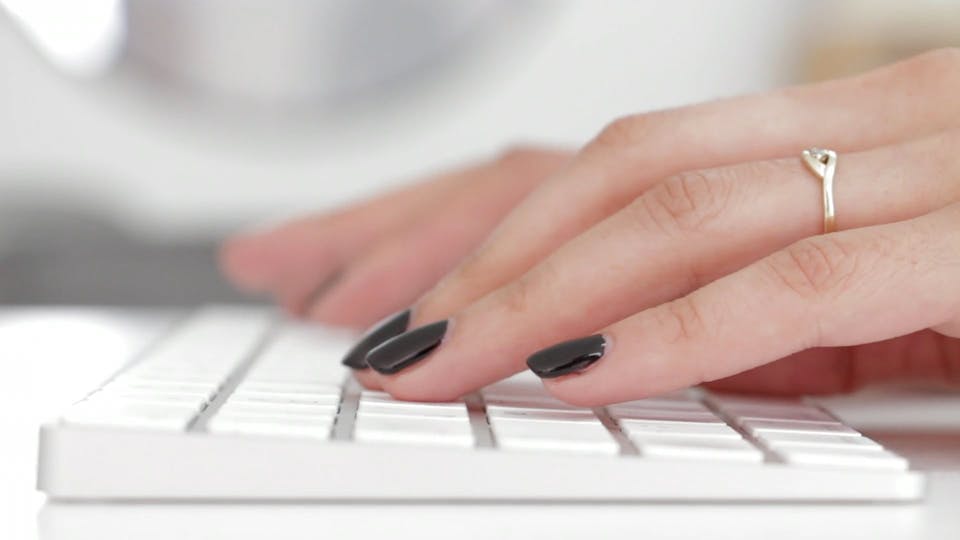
[220,147,571,328]
[343,49,960,403]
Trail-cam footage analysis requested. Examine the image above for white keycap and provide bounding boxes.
[618,419,743,439]
[236,382,343,395]
[731,406,834,423]
[250,325,354,384]
[484,399,585,412]
[218,401,338,416]
[357,403,468,419]
[228,393,341,407]
[353,416,474,448]
[775,448,908,470]
[608,399,707,415]
[743,419,861,437]
[490,418,618,455]
[757,432,884,451]
[139,308,272,369]
[84,391,209,409]
[208,415,334,439]
[62,402,198,430]
[706,395,806,409]
[120,368,228,384]
[211,408,337,422]
[486,408,598,424]
[611,408,723,424]
[632,436,763,463]
[108,377,219,391]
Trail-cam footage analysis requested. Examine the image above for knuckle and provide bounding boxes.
[638,169,733,234]
[889,47,960,100]
[591,114,651,150]
[648,295,716,384]
[652,295,712,345]
[495,145,552,170]
[496,271,541,316]
[905,47,960,75]
[763,236,866,300]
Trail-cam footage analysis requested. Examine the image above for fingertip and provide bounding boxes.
[353,369,384,391]
[219,233,274,291]
[540,379,610,407]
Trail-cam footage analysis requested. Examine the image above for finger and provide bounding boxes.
[412,49,960,322]
[306,148,567,327]
[541,202,960,406]
[219,170,464,295]
[220,147,552,302]
[705,329,960,395]
[364,130,960,400]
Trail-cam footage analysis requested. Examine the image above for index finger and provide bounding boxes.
[542,205,960,406]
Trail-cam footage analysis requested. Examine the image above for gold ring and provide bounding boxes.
[801,147,838,234]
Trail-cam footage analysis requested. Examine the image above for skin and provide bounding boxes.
[222,48,960,404]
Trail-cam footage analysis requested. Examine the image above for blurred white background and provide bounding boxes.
[2,0,956,307]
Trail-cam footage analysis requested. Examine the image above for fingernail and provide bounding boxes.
[527,335,606,379]
[341,309,411,370]
[365,320,448,375]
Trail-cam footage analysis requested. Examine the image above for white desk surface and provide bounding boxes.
[3,308,959,540]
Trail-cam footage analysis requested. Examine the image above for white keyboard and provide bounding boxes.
[37,307,924,501]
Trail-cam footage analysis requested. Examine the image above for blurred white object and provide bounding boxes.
[123,0,511,106]
[0,1,806,238]
[1,0,124,76]
[3,0,514,106]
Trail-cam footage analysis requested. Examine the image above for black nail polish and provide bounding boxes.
[365,320,448,375]
[527,335,606,379]
[341,309,411,369]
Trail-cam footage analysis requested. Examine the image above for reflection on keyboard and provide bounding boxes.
[38,308,923,502]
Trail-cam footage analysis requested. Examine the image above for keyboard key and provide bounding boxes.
[357,403,468,419]
[250,325,354,385]
[84,391,209,409]
[743,419,861,437]
[211,409,337,423]
[236,382,343,395]
[610,408,723,424]
[354,416,474,448]
[484,398,586,412]
[218,401,338,416]
[62,402,198,430]
[732,406,835,423]
[103,380,219,401]
[618,419,742,439]
[757,432,884,451]
[775,447,908,470]
[486,407,598,424]
[208,415,334,440]
[228,393,341,407]
[490,418,618,455]
[608,399,707,415]
[632,436,763,463]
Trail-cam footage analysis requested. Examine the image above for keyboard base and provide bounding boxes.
[38,424,924,502]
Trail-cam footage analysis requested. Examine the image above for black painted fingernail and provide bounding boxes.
[527,335,606,379]
[341,309,411,370]
[366,320,448,375]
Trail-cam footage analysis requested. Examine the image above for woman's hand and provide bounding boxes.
[220,147,571,327]
[224,49,960,404]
